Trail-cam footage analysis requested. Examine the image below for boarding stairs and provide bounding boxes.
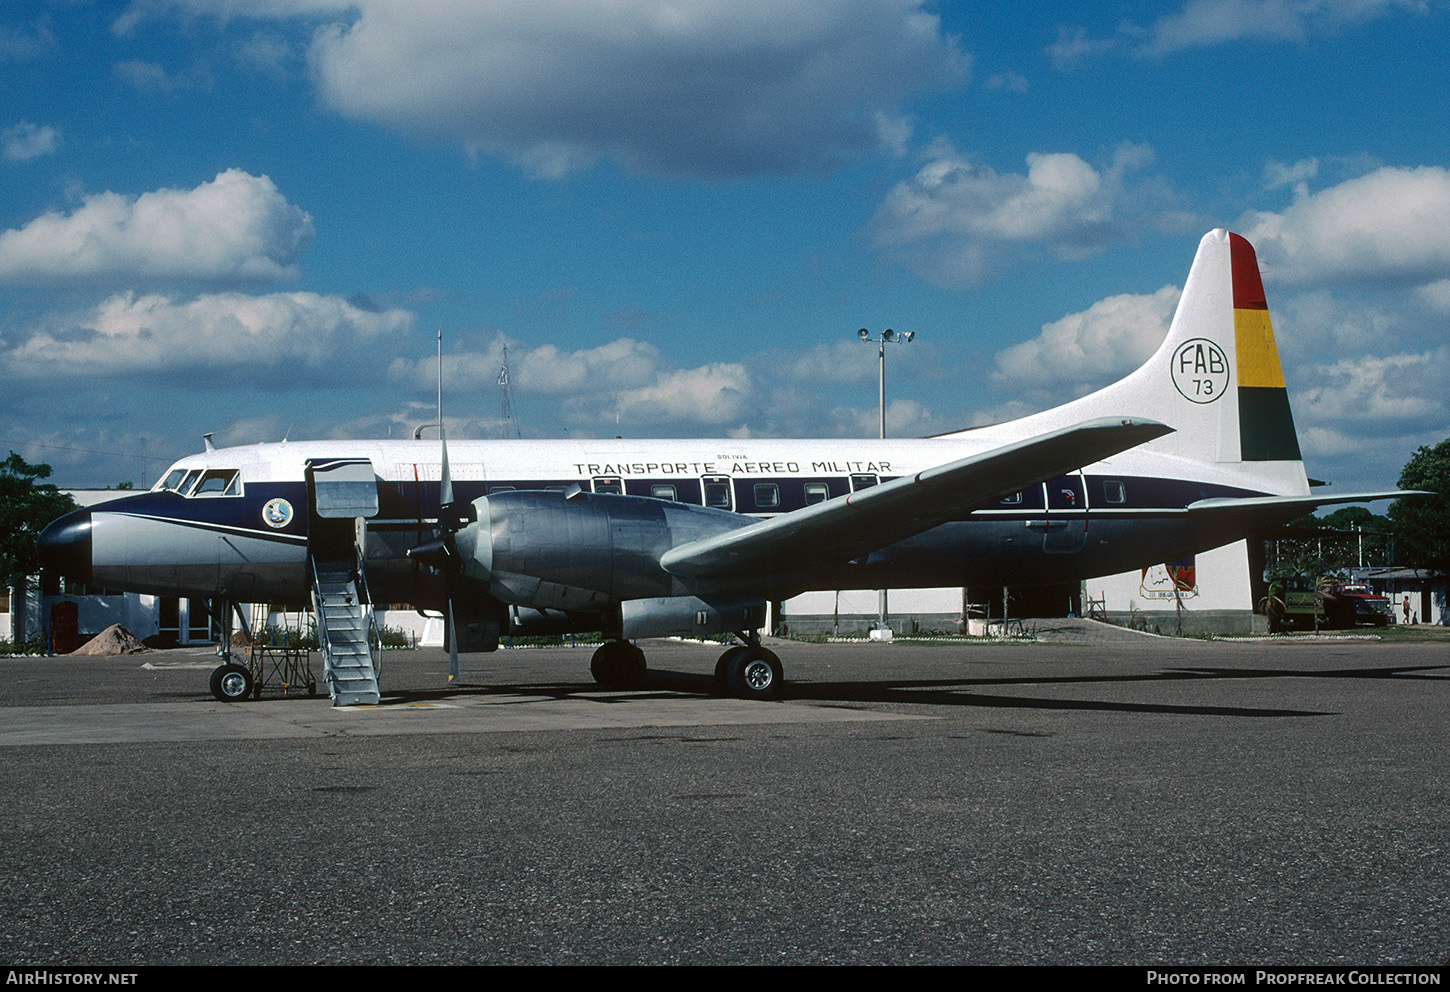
[310,550,383,706]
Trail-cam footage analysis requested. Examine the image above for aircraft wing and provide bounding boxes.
[660,417,1173,580]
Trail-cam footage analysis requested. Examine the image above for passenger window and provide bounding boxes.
[1103,480,1126,504]
[702,478,732,510]
[753,483,780,509]
[849,474,878,491]
[592,477,623,495]
[1000,491,1024,505]
[650,484,678,502]
[804,483,829,505]
[488,485,516,494]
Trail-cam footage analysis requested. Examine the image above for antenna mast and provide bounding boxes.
[499,343,521,439]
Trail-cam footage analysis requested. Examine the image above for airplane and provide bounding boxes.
[36,229,1419,704]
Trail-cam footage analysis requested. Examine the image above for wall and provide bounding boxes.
[1085,539,1261,635]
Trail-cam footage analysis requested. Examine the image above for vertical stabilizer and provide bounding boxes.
[955,229,1307,493]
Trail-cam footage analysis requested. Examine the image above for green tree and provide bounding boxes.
[1391,438,1450,573]
[1266,507,1394,579]
[0,452,77,589]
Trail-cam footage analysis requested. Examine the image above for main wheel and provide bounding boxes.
[590,641,647,688]
[726,648,782,701]
[210,662,254,702]
[715,646,749,694]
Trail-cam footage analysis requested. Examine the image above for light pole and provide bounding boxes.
[857,327,914,639]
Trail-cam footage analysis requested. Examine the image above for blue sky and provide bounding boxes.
[2,0,1447,494]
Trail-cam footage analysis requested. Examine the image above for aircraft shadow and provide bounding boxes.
[377,663,1448,719]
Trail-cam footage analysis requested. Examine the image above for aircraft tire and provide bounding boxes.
[726,648,782,701]
[714,646,749,694]
[210,663,254,702]
[591,640,646,688]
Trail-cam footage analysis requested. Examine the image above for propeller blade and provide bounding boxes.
[446,596,459,682]
[438,344,458,682]
[439,425,455,532]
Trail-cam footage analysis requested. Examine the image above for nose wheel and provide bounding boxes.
[209,662,255,701]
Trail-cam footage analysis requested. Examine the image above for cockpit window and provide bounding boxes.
[156,469,188,492]
[193,469,241,497]
[177,469,203,495]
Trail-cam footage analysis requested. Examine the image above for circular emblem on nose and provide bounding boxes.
[1170,338,1230,404]
[262,498,293,528]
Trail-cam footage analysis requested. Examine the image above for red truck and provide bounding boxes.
[1319,582,1394,628]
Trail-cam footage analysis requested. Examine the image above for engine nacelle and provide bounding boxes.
[508,605,603,637]
[614,595,767,640]
[453,489,752,612]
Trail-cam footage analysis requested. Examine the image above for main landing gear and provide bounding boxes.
[714,634,782,701]
[589,633,783,700]
[590,639,647,687]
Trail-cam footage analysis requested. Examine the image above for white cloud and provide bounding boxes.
[608,363,754,426]
[390,337,663,397]
[3,121,59,161]
[1044,26,1119,69]
[831,396,946,438]
[1262,157,1319,191]
[1416,279,1450,313]
[1141,0,1318,53]
[779,339,896,386]
[1237,166,1450,288]
[984,70,1029,93]
[3,290,411,379]
[1049,1,1429,62]
[991,286,1181,395]
[1294,348,1448,425]
[1140,0,1427,55]
[389,335,759,433]
[124,0,967,178]
[0,169,314,283]
[872,142,1174,287]
[1272,290,1405,361]
[0,19,58,62]
[519,339,662,394]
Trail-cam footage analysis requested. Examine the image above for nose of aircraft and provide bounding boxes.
[37,508,92,584]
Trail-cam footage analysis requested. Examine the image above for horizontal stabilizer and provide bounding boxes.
[661,417,1173,580]
[1186,490,1428,524]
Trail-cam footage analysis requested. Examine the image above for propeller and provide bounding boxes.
[406,331,463,682]
[405,426,463,680]
[437,425,462,681]
[405,333,512,680]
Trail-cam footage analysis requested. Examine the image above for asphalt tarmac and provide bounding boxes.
[1,631,1446,966]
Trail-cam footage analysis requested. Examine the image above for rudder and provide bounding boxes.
[1229,232,1301,462]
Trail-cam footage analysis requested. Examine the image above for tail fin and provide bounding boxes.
[959,229,1308,493]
